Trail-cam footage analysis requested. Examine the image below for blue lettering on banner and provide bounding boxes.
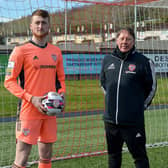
[63,54,105,74]
[62,53,168,75]
[144,54,168,72]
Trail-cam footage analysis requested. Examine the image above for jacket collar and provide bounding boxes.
[113,46,136,60]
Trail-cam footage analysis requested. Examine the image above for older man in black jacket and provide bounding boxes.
[100,27,157,168]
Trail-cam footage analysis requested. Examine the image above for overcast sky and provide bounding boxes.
[1,0,164,22]
[0,0,120,22]
[0,0,84,22]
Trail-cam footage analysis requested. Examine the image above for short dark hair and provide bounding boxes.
[31,9,50,21]
[116,27,135,40]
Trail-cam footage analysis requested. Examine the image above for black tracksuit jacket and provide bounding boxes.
[100,48,157,126]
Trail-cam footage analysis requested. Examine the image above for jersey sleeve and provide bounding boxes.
[56,50,66,94]
[4,46,32,102]
[144,59,157,109]
[100,57,106,94]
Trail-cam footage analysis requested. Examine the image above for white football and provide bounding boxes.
[42,92,64,116]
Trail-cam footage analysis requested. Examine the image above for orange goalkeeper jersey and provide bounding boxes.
[4,41,66,120]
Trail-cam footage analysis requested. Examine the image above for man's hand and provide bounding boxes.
[31,96,47,114]
[60,92,65,112]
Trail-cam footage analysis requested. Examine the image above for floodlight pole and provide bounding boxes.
[65,0,67,50]
[134,0,137,46]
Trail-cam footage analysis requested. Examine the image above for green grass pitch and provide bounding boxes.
[0,54,168,167]
[0,110,168,167]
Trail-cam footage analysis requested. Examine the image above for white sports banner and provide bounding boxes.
[145,53,168,72]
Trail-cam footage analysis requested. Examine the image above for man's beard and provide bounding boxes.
[33,31,49,39]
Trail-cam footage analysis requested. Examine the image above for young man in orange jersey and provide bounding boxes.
[4,9,66,168]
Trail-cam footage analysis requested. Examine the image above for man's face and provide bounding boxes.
[116,30,135,53]
[30,15,50,39]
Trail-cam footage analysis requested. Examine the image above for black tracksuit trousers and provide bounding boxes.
[104,122,150,168]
